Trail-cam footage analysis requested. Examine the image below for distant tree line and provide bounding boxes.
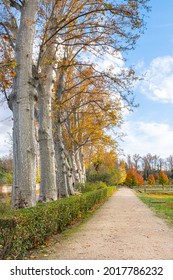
[125,153,172,185]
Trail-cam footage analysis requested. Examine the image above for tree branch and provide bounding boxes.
[0,22,15,49]
[3,86,10,102]
[42,7,123,46]
[9,0,22,11]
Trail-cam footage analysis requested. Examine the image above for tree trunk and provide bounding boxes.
[79,146,86,183]
[9,0,39,209]
[37,71,57,202]
[69,150,80,184]
[54,122,69,198]
[75,149,84,183]
[53,70,75,197]
[64,151,75,195]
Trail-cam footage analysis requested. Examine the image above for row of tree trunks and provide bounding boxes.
[9,1,85,208]
[1,0,149,209]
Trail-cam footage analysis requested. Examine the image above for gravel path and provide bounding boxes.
[37,187,173,260]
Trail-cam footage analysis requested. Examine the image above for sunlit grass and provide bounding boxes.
[137,191,173,226]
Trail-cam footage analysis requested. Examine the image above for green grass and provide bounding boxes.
[0,194,13,217]
[137,191,173,226]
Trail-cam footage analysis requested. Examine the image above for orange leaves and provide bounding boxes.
[0,58,16,92]
[159,171,169,186]
[3,35,9,41]
[10,71,16,77]
[125,168,144,186]
[0,33,16,93]
[136,172,144,186]
[148,174,155,185]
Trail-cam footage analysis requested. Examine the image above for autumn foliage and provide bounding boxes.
[125,168,144,186]
[86,148,126,186]
[147,174,155,185]
[159,171,169,186]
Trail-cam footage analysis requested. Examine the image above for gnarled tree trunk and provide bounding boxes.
[9,0,39,209]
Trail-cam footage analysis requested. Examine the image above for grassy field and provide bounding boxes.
[136,188,173,226]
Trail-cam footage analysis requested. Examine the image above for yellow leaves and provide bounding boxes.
[0,73,5,82]
[129,1,137,9]
[2,80,12,89]
[10,61,17,69]
[104,3,113,10]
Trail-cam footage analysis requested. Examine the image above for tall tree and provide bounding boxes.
[1,0,150,206]
[1,0,39,208]
[132,154,141,170]
[59,62,122,187]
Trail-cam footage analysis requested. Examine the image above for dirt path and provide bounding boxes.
[35,187,173,260]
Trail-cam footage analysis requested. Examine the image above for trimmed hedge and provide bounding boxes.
[0,187,115,259]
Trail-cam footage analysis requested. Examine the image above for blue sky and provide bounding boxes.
[118,0,173,159]
[1,0,173,159]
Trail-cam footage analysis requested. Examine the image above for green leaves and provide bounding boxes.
[0,187,114,259]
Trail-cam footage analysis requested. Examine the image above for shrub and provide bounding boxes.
[0,198,12,217]
[0,172,13,184]
[75,181,108,193]
[86,170,119,186]
[0,187,115,260]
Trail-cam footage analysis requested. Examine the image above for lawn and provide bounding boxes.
[137,190,173,226]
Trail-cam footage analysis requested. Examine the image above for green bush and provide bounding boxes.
[86,170,119,186]
[75,181,108,193]
[0,187,115,260]
[0,196,12,217]
[0,171,13,184]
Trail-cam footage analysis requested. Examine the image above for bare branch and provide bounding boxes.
[9,0,22,11]
[3,86,10,102]
[42,7,124,46]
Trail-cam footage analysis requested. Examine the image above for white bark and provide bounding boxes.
[37,64,57,202]
[53,70,75,197]
[38,91,57,201]
[70,150,80,184]
[64,152,75,195]
[54,122,69,198]
[79,147,86,183]
[9,0,39,209]
[75,149,84,183]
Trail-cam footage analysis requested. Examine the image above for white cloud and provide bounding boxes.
[119,121,173,158]
[140,55,173,103]
[83,47,124,74]
[135,59,145,70]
